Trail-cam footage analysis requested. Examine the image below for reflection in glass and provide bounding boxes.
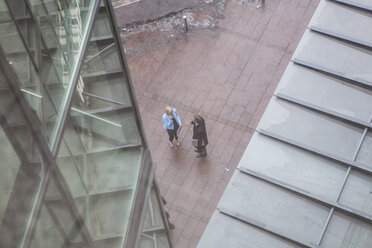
[0,0,168,247]
[139,183,171,248]
[31,179,87,248]
[0,59,44,247]
[0,0,44,123]
[0,0,97,145]
[54,2,144,246]
[56,114,143,246]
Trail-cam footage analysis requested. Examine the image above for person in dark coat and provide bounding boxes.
[190,114,208,157]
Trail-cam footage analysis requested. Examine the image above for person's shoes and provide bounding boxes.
[176,140,180,146]
[196,153,206,158]
[169,142,174,148]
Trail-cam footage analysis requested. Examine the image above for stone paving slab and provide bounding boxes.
[121,0,319,247]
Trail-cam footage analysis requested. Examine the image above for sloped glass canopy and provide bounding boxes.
[0,0,172,247]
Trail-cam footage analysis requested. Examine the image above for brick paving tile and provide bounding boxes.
[187,238,200,248]
[181,217,200,239]
[122,0,320,246]
[176,236,190,248]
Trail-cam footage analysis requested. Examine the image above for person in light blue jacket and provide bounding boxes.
[162,106,182,148]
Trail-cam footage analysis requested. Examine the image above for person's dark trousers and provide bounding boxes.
[196,146,207,157]
[167,128,178,142]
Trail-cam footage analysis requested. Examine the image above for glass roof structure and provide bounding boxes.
[198,0,372,247]
[0,0,172,247]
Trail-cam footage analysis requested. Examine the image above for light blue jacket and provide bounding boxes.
[162,108,181,130]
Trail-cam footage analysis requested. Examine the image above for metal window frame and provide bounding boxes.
[292,58,372,88]
[309,25,372,49]
[218,206,316,248]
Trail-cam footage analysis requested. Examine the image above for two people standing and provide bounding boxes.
[162,106,208,157]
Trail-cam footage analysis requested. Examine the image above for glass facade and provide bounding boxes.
[0,1,172,248]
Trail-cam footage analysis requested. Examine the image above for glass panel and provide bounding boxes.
[293,30,372,85]
[139,183,171,248]
[57,116,143,244]
[0,0,97,145]
[0,1,44,122]
[55,2,145,243]
[276,63,372,123]
[198,211,301,248]
[29,0,95,146]
[258,98,364,160]
[310,0,372,46]
[0,51,44,247]
[338,170,372,216]
[219,172,330,245]
[32,180,87,248]
[239,132,347,202]
[143,188,165,231]
[31,206,71,248]
[321,211,372,248]
[77,3,140,147]
[28,0,95,84]
[355,131,372,170]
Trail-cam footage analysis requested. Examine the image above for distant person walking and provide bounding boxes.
[188,114,208,157]
[162,106,182,148]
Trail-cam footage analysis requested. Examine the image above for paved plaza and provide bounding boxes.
[121,0,320,246]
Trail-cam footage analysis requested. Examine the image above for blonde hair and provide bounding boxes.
[165,106,174,117]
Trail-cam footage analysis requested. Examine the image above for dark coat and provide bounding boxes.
[192,117,208,147]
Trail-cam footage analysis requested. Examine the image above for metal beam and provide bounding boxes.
[82,92,126,106]
[275,92,372,128]
[330,0,372,12]
[258,129,372,176]
[316,207,334,245]
[239,161,372,224]
[218,207,314,248]
[82,69,122,80]
[309,26,372,50]
[45,185,134,203]
[71,104,131,116]
[292,58,372,88]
